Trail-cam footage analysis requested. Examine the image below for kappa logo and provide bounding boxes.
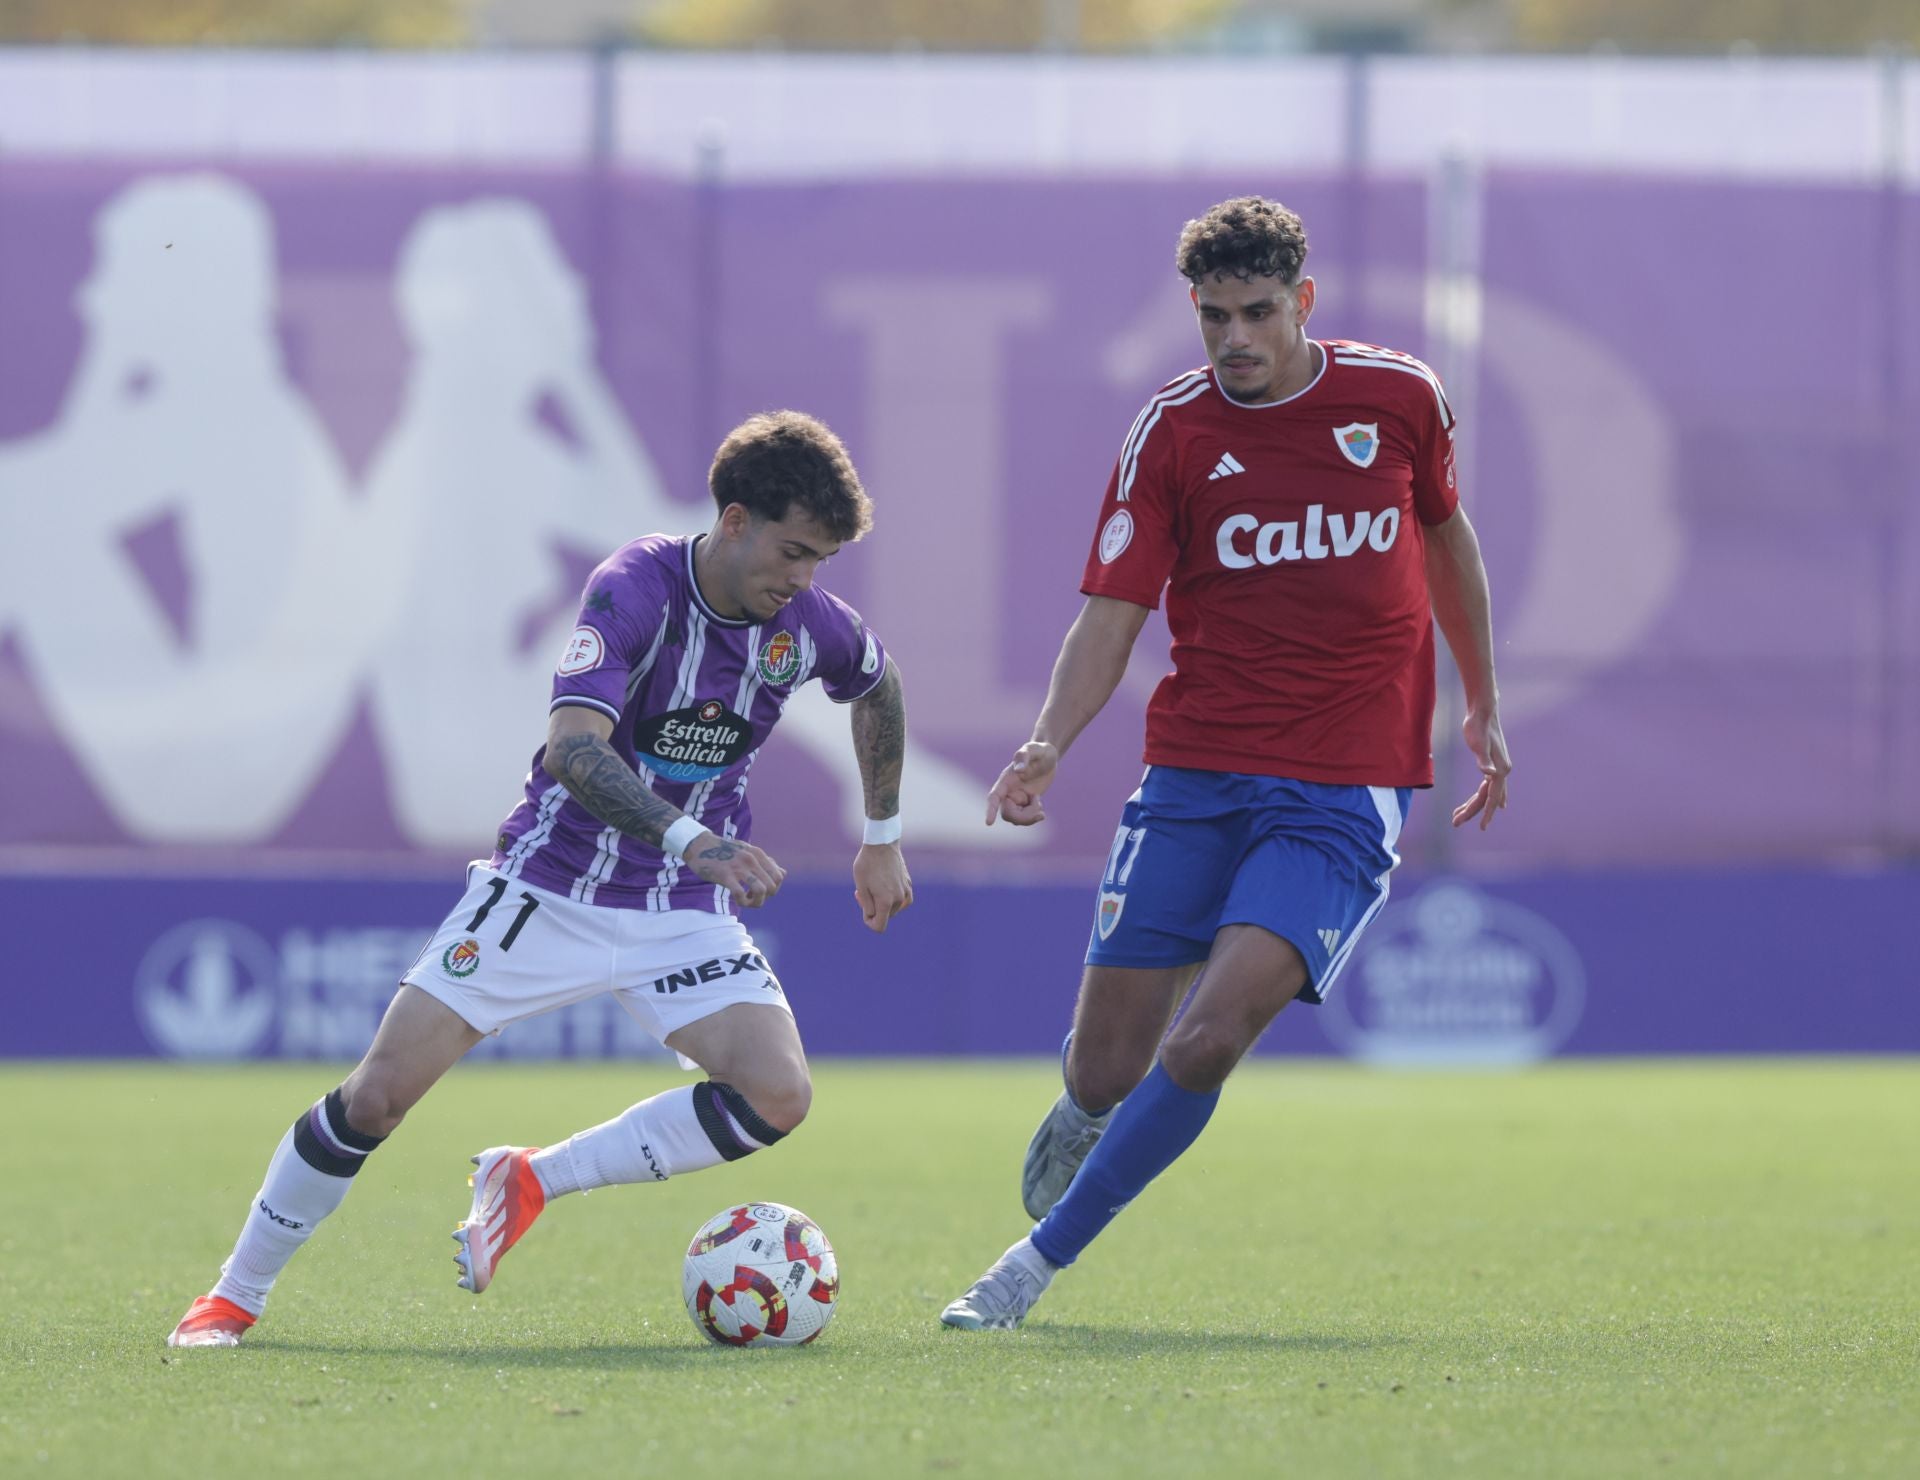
[1333,422,1381,469]
[442,937,481,978]
[1216,504,1401,568]
[758,630,800,685]
[1206,451,1246,481]
[556,625,604,676]
[650,951,775,995]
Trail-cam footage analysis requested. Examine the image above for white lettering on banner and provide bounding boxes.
[1217,505,1400,569]
[133,918,677,1060]
[278,927,425,1057]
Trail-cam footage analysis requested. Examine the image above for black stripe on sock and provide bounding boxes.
[711,1081,787,1147]
[291,1086,387,1178]
[323,1087,385,1154]
[691,1081,752,1162]
[292,1104,363,1177]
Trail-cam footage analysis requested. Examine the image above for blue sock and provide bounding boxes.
[1029,1062,1219,1268]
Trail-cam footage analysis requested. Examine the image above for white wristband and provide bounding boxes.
[862,815,903,846]
[661,816,708,858]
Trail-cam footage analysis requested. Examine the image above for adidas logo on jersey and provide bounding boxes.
[1215,503,1401,568]
[1318,927,1342,954]
[1206,452,1246,480]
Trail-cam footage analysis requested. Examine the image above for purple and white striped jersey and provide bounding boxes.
[489,534,887,913]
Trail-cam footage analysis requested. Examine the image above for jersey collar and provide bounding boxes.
[1214,340,1328,410]
[684,535,753,629]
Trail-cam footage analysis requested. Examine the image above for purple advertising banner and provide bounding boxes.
[3,159,1912,883]
[2,867,1913,1061]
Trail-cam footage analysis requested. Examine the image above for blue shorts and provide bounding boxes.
[1084,766,1411,1004]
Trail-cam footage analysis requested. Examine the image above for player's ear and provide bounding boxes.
[1294,276,1316,323]
[717,502,752,539]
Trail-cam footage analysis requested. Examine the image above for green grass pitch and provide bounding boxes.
[2,1059,1915,1478]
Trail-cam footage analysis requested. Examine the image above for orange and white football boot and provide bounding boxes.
[452,1146,547,1294]
[167,1294,257,1348]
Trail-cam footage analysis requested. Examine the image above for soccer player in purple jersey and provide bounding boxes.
[169,411,913,1347]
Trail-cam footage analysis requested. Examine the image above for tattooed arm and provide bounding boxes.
[542,705,785,907]
[847,660,914,933]
[849,659,906,823]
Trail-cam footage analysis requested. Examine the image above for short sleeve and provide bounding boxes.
[810,591,889,704]
[549,551,665,723]
[1413,376,1461,526]
[1079,403,1181,609]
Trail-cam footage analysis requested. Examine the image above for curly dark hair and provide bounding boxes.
[1175,196,1309,286]
[708,410,873,543]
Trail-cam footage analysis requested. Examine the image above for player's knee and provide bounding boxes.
[748,1069,811,1135]
[1067,1058,1148,1117]
[1159,1023,1245,1094]
[698,1076,807,1159]
[339,1072,412,1139]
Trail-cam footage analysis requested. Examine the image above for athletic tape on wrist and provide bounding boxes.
[661,816,707,858]
[862,815,903,846]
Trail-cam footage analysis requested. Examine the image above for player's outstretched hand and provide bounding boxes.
[1451,705,1513,831]
[852,843,914,934]
[684,833,786,908]
[986,741,1059,827]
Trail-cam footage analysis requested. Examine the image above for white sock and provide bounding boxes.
[530,1084,773,1199]
[209,1125,358,1316]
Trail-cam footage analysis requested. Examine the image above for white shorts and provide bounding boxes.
[401,864,791,1058]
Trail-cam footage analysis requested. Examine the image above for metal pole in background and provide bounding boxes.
[1419,147,1485,872]
[1341,50,1375,336]
[587,39,619,378]
[691,123,725,462]
[1871,44,1911,856]
[1044,0,1080,52]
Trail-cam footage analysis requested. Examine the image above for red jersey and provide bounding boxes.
[1080,340,1459,787]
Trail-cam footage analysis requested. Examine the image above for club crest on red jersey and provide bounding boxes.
[1333,422,1380,469]
[757,630,799,685]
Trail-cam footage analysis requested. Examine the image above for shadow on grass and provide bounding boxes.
[1013,1323,1403,1354]
[242,1338,750,1370]
[244,1325,1394,1366]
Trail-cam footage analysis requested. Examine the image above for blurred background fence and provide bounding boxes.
[1,44,1915,1061]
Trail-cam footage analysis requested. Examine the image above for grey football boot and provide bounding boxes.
[940,1236,1059,1331]
[1021,1091,1112,1219]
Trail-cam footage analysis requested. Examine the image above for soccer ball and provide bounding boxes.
[682,1202,839,1347]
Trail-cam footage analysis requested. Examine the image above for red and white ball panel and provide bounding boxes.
[682,1202,839,1347]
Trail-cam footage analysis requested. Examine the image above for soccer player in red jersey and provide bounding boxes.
[942,196,1511,1329]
